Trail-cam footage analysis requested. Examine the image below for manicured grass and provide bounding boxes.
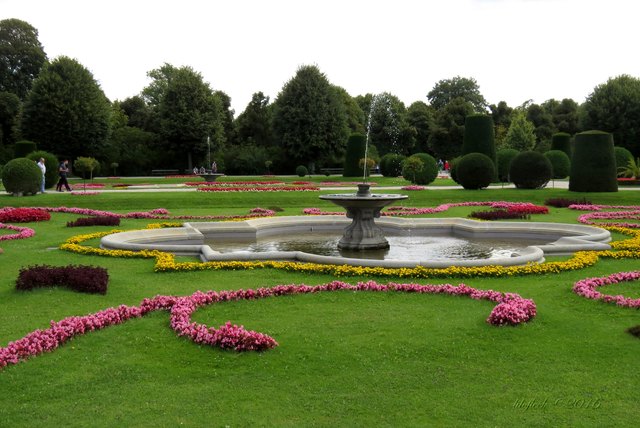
[0,183,639,426]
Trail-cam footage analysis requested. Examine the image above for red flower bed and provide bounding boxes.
[0,208,51,223]
[198,185,318,192]
[16,265,109,294]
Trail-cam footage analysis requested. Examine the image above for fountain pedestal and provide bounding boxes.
[320,184,407,250]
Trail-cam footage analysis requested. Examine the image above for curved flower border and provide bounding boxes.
[0,280,536,369]
[572,271,640,308]
[304,201,549,217]
[0,223,35,242]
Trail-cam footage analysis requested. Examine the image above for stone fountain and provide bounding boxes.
[319,94,407,250]
[319,184,406,250]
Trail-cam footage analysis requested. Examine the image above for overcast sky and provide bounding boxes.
[2,0,639,114]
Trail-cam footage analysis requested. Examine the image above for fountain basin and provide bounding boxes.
[100,216,611,269]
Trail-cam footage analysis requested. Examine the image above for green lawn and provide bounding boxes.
[0,181,639,427]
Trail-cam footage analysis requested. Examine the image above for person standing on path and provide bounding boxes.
[56,159,71,192]
[36,158,46,193]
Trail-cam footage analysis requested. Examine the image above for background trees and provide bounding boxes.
[20,56,111,161]
[272,65,349,171]
[427,76,487,112]
[0,18,47,100]
[582,74,640,156]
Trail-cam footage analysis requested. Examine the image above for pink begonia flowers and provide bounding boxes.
[0,281,536,369]
[572,271,640,308]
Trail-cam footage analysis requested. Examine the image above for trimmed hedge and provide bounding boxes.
[379,153,406,177]
[614,146,634,175]
[1,157,42,196]
[66,216,120,227]
[401,153,438,185]
[496,148,519,182]
[462,114,496,167]
[456,153,495,190]
[544,150,571,179]
[509,151,552,189]
[569,131,618,192]
[26,150,58,189]
[343,133,366,177]
[14,140,37,158]
[16,265,109,294]
[550,132,571,158]
[295,165,308,177]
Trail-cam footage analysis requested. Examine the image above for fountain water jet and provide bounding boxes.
[320,94,407,250]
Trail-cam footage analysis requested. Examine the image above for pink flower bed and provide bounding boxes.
[0,208,51,223]
[577,210,640,228]
[401,185,425,191]
[305,201,548,217]
[71,183,105,189]
[198,185,318,192]
[184,180,285,187]
[70,191,100,196]
[0,223,35,241]
[572,271,640,308]
[0,280,535,369]
[27,207,275,221]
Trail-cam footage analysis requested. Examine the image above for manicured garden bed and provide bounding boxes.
[0,181,639,426]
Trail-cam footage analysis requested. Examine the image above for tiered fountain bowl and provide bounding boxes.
[319,183,408,250]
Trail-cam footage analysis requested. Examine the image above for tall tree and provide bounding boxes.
[489,101,513,148]
[153,65,225,168]
[582,74,640,155]
[334,86,365,134]
[214,90,235,146]
[427,97,474,160]
[427,76,488,112]
[526,103,555,149]
[363,92,414,156]
[234,91,274,147]
[0,19,47,100]
[406,101,434,154]
[272,65,349,170]
[548,98,579,135]
[21,56,111,160]
[0,91,20,146]
[504,111,536,151]
[119,95,152,130]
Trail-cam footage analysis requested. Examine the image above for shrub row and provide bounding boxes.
[16,265,109,294]
[66,216,120,227]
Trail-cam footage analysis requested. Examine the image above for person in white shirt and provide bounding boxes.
[37,158,46,193]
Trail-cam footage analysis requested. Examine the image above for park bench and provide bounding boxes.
[151,169,180,176]
[320,167,344,176]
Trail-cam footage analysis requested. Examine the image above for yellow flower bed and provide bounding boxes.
[60,225,640,279]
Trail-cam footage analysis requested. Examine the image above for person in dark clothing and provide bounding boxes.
[56,160,72,192]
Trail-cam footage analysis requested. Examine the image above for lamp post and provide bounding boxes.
[206,135,211,173]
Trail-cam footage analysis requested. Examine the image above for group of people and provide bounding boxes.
[35,158,71,193]
[192,161,217,175]
[437,159,450,172]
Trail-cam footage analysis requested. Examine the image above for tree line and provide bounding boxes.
[1,18,639,176]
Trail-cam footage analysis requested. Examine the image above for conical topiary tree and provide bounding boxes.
[343,133,366,177]
[569,131,618,192]
[551,132,571,158]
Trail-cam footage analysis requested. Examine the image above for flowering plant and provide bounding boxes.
[0,208,51,223]
[0,223,35,241]
[0,280,535,369]
[572,271,640,308]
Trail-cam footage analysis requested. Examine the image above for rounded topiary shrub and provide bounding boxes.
[614,146,634,175]
[569,131,618,192]
[295,165,308,177]
[379,153,406,177]
[13,140,37,158]
[401,153,438,185]
[496,148,519,182]
[26,150,58,189]
[343,133,366,177]
[456,153,496,190]
[1,157,42,196]
[551,132,572,158]
[510,151,552,189]
[544,150,571,179]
